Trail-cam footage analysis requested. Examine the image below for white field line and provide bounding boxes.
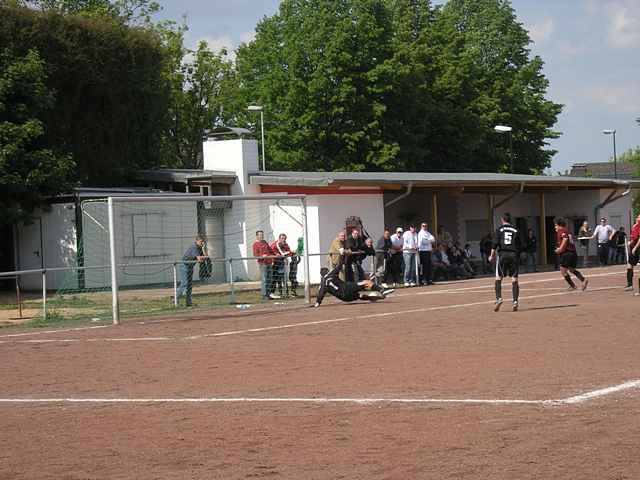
[0,269,624,340]
[0,286,619,345]
[1,378,639,406]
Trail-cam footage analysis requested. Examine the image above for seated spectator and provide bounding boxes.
[450,243,474,278]
[433,243,467,281]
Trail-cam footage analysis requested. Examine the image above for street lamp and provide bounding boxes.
[494,125,514,173]
[247,105,266,171]
[602,129,617,179]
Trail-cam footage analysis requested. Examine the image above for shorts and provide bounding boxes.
[629,252,639,267]
[496,253,519,278]
[558,251,578,269]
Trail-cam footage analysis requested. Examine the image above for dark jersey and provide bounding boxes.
[555,227,576,254]
[493,224,520,255]
[316,266,362,305]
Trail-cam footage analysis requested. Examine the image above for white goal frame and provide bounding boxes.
[107,194,310,324]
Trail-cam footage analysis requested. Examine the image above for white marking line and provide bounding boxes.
[1,378,639,406]
[559,379,640,404]
[0,269,624,340]
[0,286,619,345]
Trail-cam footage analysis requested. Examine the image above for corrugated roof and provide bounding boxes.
[249,171,635,189]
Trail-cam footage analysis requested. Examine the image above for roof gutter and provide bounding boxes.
[594,186,631,222]
[384,182,413,208]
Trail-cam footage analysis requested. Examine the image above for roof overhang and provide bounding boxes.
[137,169,237,185]
[249,171,637,193]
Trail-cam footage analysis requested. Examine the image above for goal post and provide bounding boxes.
[106,194,310,324]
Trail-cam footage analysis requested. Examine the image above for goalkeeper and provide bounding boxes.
[313,266,394,307]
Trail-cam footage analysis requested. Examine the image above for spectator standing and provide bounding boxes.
[402,225,418,286]
[270,233,293,297]
[591,217,615,266]
[288,237,304,297]
[578,220,592,267]
[176,235,208,307]
[418,222,436,285]
[253,230,279,300]
[480,233,493,273]
[376,229,393,287]
[344,228,366,282]
[525,228,538,272]
[614,226,627,264]
[328,231,346,271]
[389,227,405,286]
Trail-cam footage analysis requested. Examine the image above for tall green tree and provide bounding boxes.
[158,23,237,169]
[236,0,400,171]
[0,4,170,185]
[0,48,75,225]
[430,0,562,173]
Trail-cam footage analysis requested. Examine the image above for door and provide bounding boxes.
[0,224,15,290]
[545,216,556,265]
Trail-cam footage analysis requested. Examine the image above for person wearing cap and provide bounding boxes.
[388,227,404,287]
[590,217,615,266]
[418,222,436,285]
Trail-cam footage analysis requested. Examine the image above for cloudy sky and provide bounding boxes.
[157,0,640,174]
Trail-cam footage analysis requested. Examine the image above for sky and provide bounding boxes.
[156,0,640,174]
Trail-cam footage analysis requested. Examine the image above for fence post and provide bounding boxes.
[42,270,47,319]
[228,258,235,304]
[172,263,178,308]
[301,197,311,303]
[107,196,120,325]
[16,277,23,319]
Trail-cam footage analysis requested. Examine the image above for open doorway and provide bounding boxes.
[0,224,15,290]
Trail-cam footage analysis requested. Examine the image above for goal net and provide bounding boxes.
[54,194,309,323]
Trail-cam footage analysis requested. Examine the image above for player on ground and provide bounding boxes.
[489,213,521,312]
[624,214,640,294]
[313,266,394,307]
[554,217,589,292]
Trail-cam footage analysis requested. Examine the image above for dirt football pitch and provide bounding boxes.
[1,265,639,479]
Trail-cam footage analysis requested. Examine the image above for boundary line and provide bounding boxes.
[0,269,624,340]
[0,286,619,345]
[1,378,638,407]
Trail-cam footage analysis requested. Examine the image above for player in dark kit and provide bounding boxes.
[624,214,640,294]
[554,217,589,291]
[313,266,394,307]
[488,213,521,312]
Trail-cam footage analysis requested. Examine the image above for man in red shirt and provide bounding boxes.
[554,218,588,291]
[252,230,279,300]
[270,233,293,297]
[625,214,640,294]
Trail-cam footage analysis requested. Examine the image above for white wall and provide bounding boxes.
[16,204,77,290]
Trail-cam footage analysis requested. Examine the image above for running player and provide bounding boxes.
[313,266,394,307]
[554,217,589,291]
[488,213,521,312]
[625,214,640,294]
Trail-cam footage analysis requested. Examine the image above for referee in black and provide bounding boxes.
[489,213,521,312]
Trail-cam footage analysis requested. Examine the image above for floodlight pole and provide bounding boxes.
[494,125,514,173]
[248,105,266,171]
[603,129,617,179]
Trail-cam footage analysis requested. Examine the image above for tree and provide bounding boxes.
[428,0,562,173]
[158,23,237,169]
[0,4,170,185]
[0,48,75,225]
[236,0,401,172]
[14,0,161,25]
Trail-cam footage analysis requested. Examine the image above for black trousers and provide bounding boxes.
[419,251,432,284]
[597,243,609,266]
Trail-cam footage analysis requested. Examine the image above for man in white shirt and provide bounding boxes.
[402,225,418,286]
[590,217,615,266]
[388,227,404,286]
[418,222,436,285]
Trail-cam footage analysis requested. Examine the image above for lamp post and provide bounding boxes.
[602,129,617,179]
[494,125,514,173]
[248,105,265,171]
